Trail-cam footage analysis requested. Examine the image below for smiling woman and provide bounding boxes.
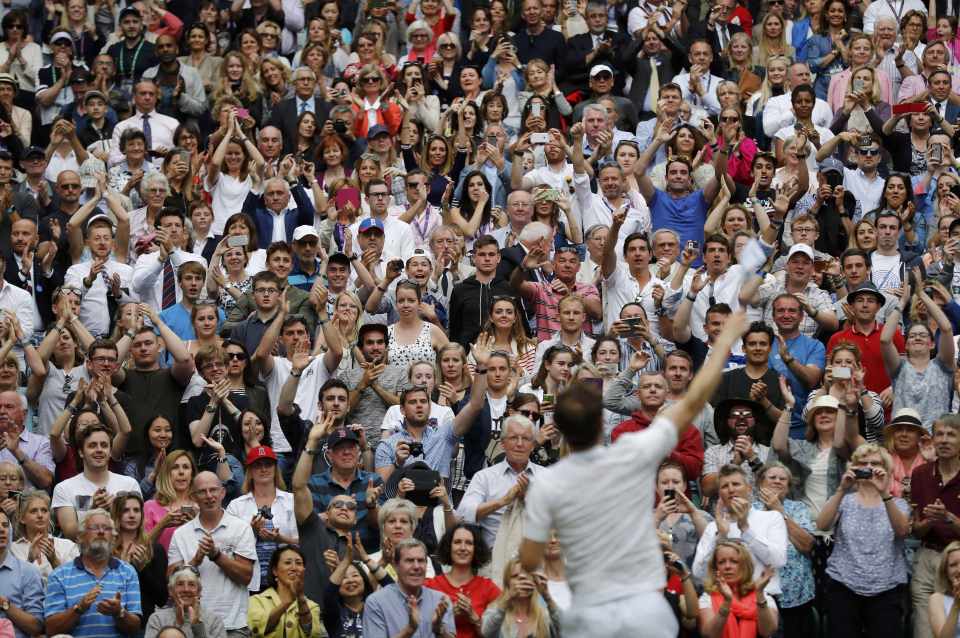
[248,545,324,638]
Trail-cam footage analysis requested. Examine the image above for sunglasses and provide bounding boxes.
[173,564,201,576]
[226,351,247,361]
[6,23,24,30]
[330,500,358,511]
[439,42,456,49]
[720,116,740,123]
[518,409,542,422]
[859,148,880,156]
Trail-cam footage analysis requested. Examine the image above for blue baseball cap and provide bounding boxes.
[358,218,385,234]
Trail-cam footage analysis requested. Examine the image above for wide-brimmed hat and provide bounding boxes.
[804,394,839,426]
[714,398,765,442]
[882,408,927,443]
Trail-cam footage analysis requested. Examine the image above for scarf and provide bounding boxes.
[710,590,758,638]
[363,96,381,129]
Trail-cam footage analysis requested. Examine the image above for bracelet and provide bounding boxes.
[217,457,228,464]
[204,404,217,414]
[784,357,795,366]
[474,367,488,374]
[719,604,730,616]
[305,448,322,456]
[883,495,894,502]
[685,292,697,302]
[291,369,302,378]
[756,598,769,609]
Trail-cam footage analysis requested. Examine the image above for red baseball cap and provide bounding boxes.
[244,446,278,467]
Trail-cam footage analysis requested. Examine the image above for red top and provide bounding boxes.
[827,322,904,395]
[612,410,704,480]
[425,574,502,638]
[910,460,960,551]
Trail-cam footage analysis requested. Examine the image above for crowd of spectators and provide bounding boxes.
[1,0,960,635]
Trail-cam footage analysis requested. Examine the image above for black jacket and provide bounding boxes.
[447,275,513,350]
[3,248,64,327]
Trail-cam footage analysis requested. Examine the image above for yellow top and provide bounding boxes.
[248,587,326,638]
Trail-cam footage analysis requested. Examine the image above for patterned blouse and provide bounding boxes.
[752,500,815,609]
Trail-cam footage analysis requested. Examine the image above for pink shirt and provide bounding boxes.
[827,68,893,112]
[144,499,180,552]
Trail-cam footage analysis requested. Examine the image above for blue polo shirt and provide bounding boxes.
[159,303,226,342]
[769,333,826,438]
[375,419,458,478]
[44,557,143,638]
[649,188,709,266]
[0,551,43,638]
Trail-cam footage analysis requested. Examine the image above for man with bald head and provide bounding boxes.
[4,217,63,328]
[242,177,316,249]
[257,125,283,172]
[0,390,53,490]
[142,34,207,119]
[168,471,257,636]
[491,189,533,249]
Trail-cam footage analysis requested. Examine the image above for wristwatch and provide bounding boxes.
[0,599,9,612]
[204,404,217,414]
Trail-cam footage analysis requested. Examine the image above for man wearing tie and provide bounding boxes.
[689,3,743,75]
[928,69,960,125]
[132,207,206,312]
[107,80,178,166]
[672,40,726,115]
[5,218,63,336]
[269,67,331,151]
[627,26,686,121]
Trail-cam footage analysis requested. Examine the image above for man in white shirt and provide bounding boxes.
[65,215,133,337]
[692,464,788,595]
[458,415,546,547]
[167,472,256,634]
[579,103,635,162]
[108,80,179,166]
[673,40,725,116]
[762,62,834,137]
[816,134,885,222]
[601,207,665,333]
[490,190,533,249]
[0,253,34,346]
[349,179,415,262]
[512,129,573,192]
[132,207,206,311]
[862,0,926,34]
[519,312,748,637]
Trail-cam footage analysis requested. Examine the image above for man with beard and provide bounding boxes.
[0,508,42,638]
[44,509,142,637]
[141,34,206,120]
[0,390,53,490]
[701,399,771,497]
[363,538,454,637]
[106,8,158,98]
[52,425,141,540]
[338,324,408,448]
[293,408,384,558]
[167,472,256,636]
[375,375,489,485]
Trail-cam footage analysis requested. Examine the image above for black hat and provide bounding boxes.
[846,281,885,306]
[118,6,142,20]
[713,398,765,443]
[326,427,361,449]
[23,146,44,160]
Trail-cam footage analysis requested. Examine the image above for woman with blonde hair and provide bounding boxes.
[481,558,560,637]
[746,55,791,146]
[259,56,292,122]
[850,218,878,251]
[816,443,910,637]
[10,491,78,583]
[143,449,199,551]
[698,540,778,637]
[211,51,263,121]
[351,63,403,139]
[929,541,960,637]
[830,65,888,139]
[315,291,364,372]
[721,32,763,100]
[753,13,794,67]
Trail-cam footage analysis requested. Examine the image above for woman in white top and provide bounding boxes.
[0,10,42,95]
[929,542,960,638]
[222,212,268,276]
[387,281,448,368]
[205,109,265,235]
[10,491,79,584]
[226,445,298,592]
[27,307,92,436]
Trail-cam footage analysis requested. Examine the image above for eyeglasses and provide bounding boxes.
[330,500,358,511]
[368,191,389,198]
[90,356,118,364]
[406,181,425,188]
[226,351,247,361]
[518,409,541,422]
[720,116,740,123]
[6,24,24,30]
[254,287,279,295]
[60,183,81,190]
[260,32,278,38]
[859,148,880,156]
[767,0,783,5]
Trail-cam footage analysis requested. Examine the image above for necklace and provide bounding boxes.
[119,38,145,80]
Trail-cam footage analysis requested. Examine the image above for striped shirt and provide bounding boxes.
[44,557,142,638]
[528,280,600,342]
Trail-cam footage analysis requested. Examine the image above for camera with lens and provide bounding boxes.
[853,468,873,480]
[333,120,348,134]
[408,442,424,458]
[258,505,273,520]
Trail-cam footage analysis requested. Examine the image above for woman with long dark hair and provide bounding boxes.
[111,492,168,620]
[324,534,380,637]
[179,22,223,96]
[427,522,501,638]
[450,170,494,249]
